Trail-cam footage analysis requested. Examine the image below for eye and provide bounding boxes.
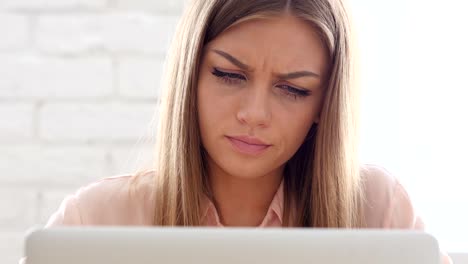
[211,67,247,85]
[276,84,311,100]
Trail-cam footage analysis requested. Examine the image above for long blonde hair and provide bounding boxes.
[137,0,364,227]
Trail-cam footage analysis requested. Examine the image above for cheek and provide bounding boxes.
[286,115,313,142]
[197,78,235,139]
[277,102,318,150]
[197,81,213,140]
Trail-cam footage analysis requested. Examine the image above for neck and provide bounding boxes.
[207,159,284,227]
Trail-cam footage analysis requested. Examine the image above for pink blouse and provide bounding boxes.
[35,164,452,263]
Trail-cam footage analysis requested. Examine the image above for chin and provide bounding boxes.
[222,162,278,181]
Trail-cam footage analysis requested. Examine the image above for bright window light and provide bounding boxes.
[351,0,468,252]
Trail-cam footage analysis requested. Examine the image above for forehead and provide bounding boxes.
[204,14,329,74]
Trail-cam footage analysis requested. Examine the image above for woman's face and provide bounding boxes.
[197,14,328,181]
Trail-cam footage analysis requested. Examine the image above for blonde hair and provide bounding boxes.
[135,0,365,227]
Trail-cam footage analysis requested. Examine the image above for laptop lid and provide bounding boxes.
[25,227,440,264]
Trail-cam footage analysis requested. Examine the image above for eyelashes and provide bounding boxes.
[211,68,246,85]
[276,84,311,98]
[210,67,311,99]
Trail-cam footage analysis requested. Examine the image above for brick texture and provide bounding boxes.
[0,14,28,50]
[0,0,107,10]
[0,103,35,141]
[0,2,175,261]
[0,55,113,99]
[38,102,156,142]
[36,14,180,54]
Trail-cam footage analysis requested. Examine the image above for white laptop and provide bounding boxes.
[25,227,441,264]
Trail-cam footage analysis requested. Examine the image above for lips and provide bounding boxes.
[226,136,271,156]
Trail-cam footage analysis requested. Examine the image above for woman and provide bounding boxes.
[31,0,452,263]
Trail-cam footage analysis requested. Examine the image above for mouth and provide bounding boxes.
[225,136,271,156]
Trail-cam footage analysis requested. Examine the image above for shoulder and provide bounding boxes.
[360,164,423,229]
[46,170,156,227]
[360,164,397,209]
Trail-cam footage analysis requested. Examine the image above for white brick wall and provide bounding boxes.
[0,230,26,264]
[0,55,113,98]
[0,190,37,228]
[0,14,29,50]
[0,0,107,10]
[117,57,164,98]
[0,0,184,262]
[39,102,156,141]
[0,103,35,141]
[36,14,179,54]
[0,145,108,186]
[115,0,187,13]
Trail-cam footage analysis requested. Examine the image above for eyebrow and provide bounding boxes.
[211,49,321,80]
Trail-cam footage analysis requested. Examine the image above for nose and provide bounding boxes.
[236,85,272,128]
